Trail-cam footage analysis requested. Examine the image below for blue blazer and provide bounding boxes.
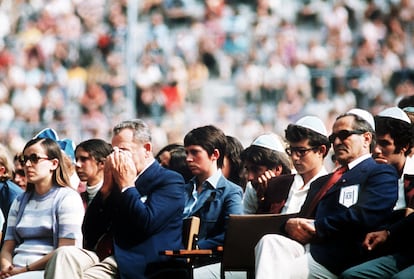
[309,157,399,275]
[184,175,243,249]
[87,161,185,279]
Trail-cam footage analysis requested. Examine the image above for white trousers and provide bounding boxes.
[254,234,337,279]
[44,246,118,279]
[8,271,44,279]
[194,262,248,279]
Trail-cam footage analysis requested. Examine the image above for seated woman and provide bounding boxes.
[0,137,84,278]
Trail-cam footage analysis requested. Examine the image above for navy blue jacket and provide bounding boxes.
[309,157,399,275]
[86,161,185,279]
[0,180,23,244]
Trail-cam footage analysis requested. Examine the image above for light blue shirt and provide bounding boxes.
[183,169,222,216]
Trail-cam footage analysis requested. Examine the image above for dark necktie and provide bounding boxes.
[307,165,348,216]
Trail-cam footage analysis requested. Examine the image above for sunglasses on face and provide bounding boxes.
[285,147,317,157]
[328,130,365,143]
[18,154,49,165]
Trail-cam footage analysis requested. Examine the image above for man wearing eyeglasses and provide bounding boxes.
[256,115,330,214]
[255,108,399,279]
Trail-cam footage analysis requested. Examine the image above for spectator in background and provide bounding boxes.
[222,135,245,189]
[12,153,27,191]
[156,143,192,183]
[0,145,24,245]
[75,139,113,209]
[241,133,292,214]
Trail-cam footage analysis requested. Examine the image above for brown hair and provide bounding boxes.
[22,138,72,191]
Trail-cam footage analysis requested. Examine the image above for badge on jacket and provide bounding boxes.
[339,185,359,208]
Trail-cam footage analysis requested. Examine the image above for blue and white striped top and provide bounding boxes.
[5,186,84,267]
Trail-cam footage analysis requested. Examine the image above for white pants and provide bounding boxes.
[8,271,44,279]
[44,246,118,279]
[254,234,336,279]
[194,263,247,279]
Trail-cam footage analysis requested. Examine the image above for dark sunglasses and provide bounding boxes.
[18,154,49,165]
[285,147,317,157]
[328,130,365,143]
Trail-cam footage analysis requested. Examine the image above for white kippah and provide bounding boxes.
[295,116,328,137]
[378,107,411,124]
[252,134,285,153]
[347,108,375,131]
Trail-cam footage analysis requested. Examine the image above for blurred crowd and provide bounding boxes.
[0,0,414,154]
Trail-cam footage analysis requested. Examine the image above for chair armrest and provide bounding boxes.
[162,249,213,256]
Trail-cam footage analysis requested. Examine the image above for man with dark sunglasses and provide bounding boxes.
[255,108,399,279]
[340,107,414,279]
[256,115,330,214]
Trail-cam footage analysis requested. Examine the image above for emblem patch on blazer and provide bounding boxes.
[339,185,359,208]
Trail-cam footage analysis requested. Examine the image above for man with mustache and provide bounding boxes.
[255,109,399,278]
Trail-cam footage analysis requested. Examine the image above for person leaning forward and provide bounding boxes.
[255,108,399,279]
[44,119,186,279]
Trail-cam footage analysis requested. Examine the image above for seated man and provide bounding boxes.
[241,133,292,214]
[257,115,330,214]
[255,108,399,279]
[182,125,243,278]
[339,107,414,279]
[372,107,414,209]
[44,119,186,279]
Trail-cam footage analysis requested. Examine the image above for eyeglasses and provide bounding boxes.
[328,130,365,143]
[285,147,317,157]
[18,154,49,165]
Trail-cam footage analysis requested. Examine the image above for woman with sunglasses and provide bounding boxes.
[0,137,84,279]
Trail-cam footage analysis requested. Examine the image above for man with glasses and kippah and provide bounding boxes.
[256,115,330,215]
[255,108,399,279]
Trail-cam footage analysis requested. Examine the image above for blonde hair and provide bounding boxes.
[0,144,14,182]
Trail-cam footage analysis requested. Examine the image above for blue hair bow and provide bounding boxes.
[33,128,76,163]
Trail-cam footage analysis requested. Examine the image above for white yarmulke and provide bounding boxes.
[252,134,285,153]
[295,116,328,137]
[378,107,411,124]
[347,108,375,131]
